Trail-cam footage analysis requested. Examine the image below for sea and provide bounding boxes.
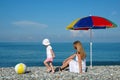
[0,42,120,67]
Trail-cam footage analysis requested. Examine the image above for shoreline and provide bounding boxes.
[1,61,120,68]
[0,65,120,80]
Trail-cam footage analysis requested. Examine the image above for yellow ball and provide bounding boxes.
[15,63,26,74]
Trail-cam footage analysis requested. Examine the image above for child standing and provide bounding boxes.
[42,39,55,73]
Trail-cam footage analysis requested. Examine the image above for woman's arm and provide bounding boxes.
[77,53,82,73]
[63,53,76,64]
[50,49,55,58]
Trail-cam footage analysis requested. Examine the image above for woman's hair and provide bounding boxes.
[73,41,86,60]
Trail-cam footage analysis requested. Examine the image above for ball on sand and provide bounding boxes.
[15,63,26,74]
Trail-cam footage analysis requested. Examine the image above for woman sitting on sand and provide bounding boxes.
[59,41,86,73]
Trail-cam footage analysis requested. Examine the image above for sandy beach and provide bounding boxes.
[0,65,120,80]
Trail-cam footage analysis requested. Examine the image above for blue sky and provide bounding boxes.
[0,0,120,42]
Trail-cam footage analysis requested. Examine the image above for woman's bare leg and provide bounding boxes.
[60,59,73,70]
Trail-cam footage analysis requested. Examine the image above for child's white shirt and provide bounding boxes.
[46,45,52,58]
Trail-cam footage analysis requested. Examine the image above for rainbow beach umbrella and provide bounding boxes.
[66,16,117,68]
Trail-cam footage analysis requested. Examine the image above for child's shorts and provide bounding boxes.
[45,58,53,62]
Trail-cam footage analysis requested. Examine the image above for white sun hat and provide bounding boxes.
[42,39,50,45]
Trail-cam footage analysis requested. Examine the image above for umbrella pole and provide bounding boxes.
[90,29,92,69]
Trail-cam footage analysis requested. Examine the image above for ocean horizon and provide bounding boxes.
[0,42,120,67]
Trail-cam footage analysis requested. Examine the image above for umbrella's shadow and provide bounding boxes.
[55,67,60,72]
[55,67,88,72]
[55,67,69,72]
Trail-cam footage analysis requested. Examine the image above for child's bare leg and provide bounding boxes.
[49,62,54,73]
[44,61,51,71]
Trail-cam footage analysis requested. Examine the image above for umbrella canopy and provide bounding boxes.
[67,16,117,30]
[66,16,117,68]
